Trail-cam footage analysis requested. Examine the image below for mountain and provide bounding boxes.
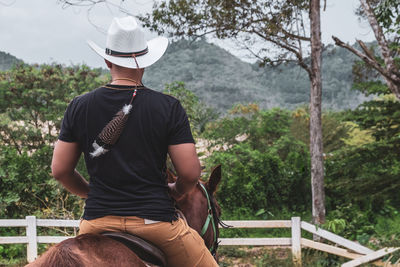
[144,39,264,111]
[144,39,368,112]
[255,43,370,110]
[0,51,22,71]
[1,40,368,112]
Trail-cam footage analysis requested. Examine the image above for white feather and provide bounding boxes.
[90,141,108,157]
[122,104,132,115]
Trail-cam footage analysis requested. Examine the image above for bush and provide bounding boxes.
[204,107,311,216]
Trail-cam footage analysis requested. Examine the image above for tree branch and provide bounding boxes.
[360,0,400,85]
[333,35,400,99]
[332,36,398,82]
[251,29,311,76]
[357,40,377,62]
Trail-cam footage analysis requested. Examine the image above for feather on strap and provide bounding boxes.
[90,89,137,158]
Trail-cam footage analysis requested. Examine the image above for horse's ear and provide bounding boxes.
[166,169,177,183]
[206,164,221,194]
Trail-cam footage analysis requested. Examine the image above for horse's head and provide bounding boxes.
[167,165,222,257]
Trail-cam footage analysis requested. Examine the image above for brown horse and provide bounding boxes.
[26,165,223,267]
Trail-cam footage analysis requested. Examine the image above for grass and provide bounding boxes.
[0,258,26,267]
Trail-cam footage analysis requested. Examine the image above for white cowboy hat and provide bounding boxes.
[87,16,168,69]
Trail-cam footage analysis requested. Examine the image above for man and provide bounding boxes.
[51,16,218,266]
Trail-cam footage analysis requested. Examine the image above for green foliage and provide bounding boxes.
[142,0,310,39]
[0,63,102,261]
[375,0,400,34]
[341,122,374,147]
[347,94,400,141]
[326,204,376,241]
[290,107,352,153]
[204,107,311,215]
[0,63,104,151]
[326,140,400,210]
[0,64,104,219]
[162,81,217,136]
[325,218,347,234]
[326,55,400,228]
[205,106,291,151]
[0,64,102,218]
[0,146,84,219]
[375,210,400,238]
[208,143,285,213]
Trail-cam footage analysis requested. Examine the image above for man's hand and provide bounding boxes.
[168,182,185,201]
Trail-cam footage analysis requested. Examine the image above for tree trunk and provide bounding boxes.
[309,0,325,226]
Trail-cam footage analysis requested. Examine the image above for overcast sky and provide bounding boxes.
[0,0,375,67]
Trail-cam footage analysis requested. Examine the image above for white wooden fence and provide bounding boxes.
[0,216,398,266]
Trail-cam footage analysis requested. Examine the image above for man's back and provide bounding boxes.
[59,84,194,221]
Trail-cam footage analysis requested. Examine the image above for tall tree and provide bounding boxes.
[140,0,326,224]
[51,0,327,224]
[309,0,325,225]
[332,0,400,99]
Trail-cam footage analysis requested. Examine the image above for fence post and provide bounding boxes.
[26,216,37,263]
[291,217,302,266]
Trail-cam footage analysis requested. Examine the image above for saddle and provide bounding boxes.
[102,232,167,267]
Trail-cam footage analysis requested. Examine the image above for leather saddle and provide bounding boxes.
[102,232,167,267]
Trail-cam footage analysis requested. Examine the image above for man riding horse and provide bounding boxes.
[51,16,218,266]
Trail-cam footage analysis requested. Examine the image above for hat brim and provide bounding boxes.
[87,37,168,69]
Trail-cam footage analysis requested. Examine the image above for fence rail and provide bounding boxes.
[0,216,398,267]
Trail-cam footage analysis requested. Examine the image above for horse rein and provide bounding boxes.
[198,183,218,255]
[198,182,232,257]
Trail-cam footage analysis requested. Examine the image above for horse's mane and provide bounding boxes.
[28,235,87,267]
[42,239,82,267]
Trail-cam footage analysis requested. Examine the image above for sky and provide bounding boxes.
[0,0,376,68]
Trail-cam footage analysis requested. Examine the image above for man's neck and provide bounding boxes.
[111,77,142,86]
[110,66,144,86]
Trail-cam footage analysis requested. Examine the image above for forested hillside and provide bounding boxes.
[1,39,368,112]
[144,39,369,112]
[0,51,22,71]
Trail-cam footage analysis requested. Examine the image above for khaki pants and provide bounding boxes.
[79,215,218,267]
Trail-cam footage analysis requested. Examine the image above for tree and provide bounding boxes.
[332,0,400,99]
[325,90,400,219]
[309,0,325,225]
[162,81,218,136]
[204,106,311,217]
[141,0,326,224]
[0,63,103,219]
[0,63,104,152]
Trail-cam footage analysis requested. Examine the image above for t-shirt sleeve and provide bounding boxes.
[168,100,195,145]
[58,98,78,142]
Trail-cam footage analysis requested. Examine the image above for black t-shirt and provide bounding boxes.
[59,84,195,221]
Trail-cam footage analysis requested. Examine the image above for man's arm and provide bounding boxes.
[168,143,201,200]
[51,140,89,198]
